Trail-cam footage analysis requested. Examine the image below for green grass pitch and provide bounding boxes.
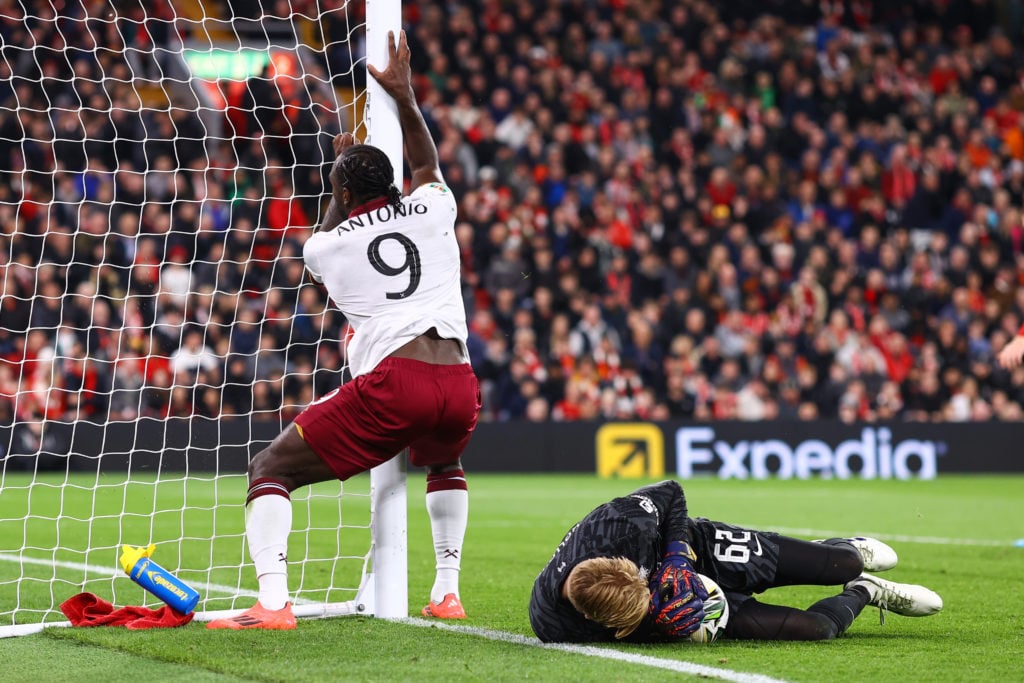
[1,473,1023,682]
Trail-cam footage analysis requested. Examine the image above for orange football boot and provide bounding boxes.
[206,601,296,630]
[421,593,466,619]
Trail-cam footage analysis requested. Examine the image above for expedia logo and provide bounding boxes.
[148,571,189,599]
[676,427,940,480]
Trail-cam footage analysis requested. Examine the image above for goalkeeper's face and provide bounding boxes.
[565,558,650,639]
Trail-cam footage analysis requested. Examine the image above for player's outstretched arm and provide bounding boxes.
[997,330,1024,370]
[368,30,443,190]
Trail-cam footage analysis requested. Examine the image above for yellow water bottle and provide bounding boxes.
[119,544,201,614]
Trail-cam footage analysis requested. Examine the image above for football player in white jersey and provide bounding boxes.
[209,30,481,630]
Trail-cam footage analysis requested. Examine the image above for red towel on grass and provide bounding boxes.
[60,592,194,629]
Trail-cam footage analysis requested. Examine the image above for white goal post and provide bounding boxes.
[363,0,408,623]
[0,0,406,636]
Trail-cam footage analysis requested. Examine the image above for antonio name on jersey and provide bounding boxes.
[334,200,429,233]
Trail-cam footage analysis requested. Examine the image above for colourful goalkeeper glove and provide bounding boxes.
[649,541,709,637]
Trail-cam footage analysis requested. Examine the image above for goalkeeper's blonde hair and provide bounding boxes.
[566,557,649,639]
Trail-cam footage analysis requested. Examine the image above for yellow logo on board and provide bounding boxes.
[596,423,665,478]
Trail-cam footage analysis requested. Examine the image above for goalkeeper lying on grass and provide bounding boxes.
[529,480,942,642]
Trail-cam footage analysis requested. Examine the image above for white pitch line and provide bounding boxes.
[402,618,788,683]
[0,548,788,680]
[0,551,337,638]
[2,611,789,683]
[0,552,257,599]
[745,527,1014,547]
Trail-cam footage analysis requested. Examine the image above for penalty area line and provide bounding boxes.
[402,618,789,683]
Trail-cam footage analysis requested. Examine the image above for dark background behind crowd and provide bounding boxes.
[5,0,1024,449]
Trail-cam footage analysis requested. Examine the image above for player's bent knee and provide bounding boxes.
[426,458,463,475]
[248,440,301,487]
[247,425,334,491]
[248,447,280,484]
[834,545,864,582]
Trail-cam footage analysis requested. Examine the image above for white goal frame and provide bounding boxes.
[0,0,406,637]
[360,0,408,622]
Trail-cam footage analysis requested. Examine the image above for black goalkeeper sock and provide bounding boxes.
[806,587,871,638]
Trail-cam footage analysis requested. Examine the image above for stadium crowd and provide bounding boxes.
[5,0,1024,438]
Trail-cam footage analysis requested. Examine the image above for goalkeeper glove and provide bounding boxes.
[649,541,709,637]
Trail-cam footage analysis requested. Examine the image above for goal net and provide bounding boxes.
[0,0,405,636]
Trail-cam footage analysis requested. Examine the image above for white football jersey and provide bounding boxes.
[303,182,468,377]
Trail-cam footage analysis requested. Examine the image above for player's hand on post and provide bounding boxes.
[367,30,414,103]
[648,541,708,637]
[333,132,357,157]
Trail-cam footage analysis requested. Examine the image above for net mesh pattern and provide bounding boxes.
[0,0,373,628]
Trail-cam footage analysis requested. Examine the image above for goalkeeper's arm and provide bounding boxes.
[628,480,691,548]
[628,481,707,637]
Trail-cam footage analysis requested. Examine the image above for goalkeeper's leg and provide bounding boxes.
[725,590,870,640]
[769,535,864,587]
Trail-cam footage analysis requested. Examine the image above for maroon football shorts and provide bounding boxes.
[293,357,481,480]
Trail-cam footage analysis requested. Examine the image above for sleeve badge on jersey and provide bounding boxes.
[428,183,449,193]
[630,494,658,519]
